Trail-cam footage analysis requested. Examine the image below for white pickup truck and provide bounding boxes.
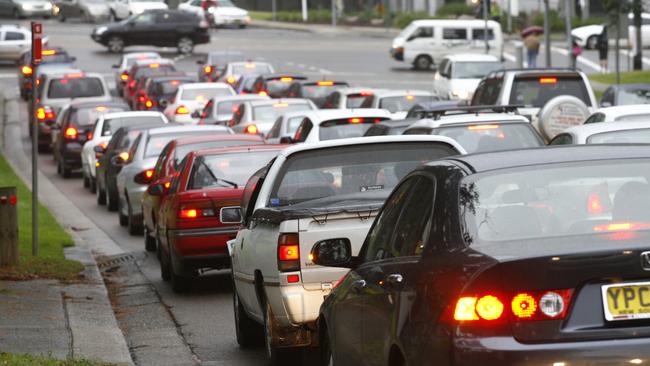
[229,135,464,364]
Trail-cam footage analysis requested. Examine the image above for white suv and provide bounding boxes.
[230,135,464,364]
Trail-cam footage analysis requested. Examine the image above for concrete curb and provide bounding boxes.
[251,19,400,38]
[0,88,133,365]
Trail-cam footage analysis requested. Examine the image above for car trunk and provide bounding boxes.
[174,187,242,231]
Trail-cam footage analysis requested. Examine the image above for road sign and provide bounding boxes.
[32,22,42,65]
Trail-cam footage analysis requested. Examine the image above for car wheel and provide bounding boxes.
[118,198,128,226]
[96,178,107,205]
[144,226,156,252]
[107,186,118,211]
[414,55,432,70]
[159,237,171,281]
[177,37,194,55]
[89,175,97,193]
[107,36,125,53]
[264,301,295,365]
[586,35,598,50]
[233,290,263,347]
[127,200,142,235]
[170,251,190,293]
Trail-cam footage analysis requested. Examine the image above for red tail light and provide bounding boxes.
[178,207,215,219]
[21,66,33,76]
[587,192,603,215]
[64,127,78,139]
[245,124,258,134]
[36,106,55,121]
[286,274,300,283]
[204,65,213,74]
[277,233,300,272]
[87,131,93,140]
[348,118,363,123]
[120,72,129,81]
[145,100,154,108]
[175,106,189,115]
[539,77,558,84]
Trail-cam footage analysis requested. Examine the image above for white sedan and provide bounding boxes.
[550,120,650,145]
[163,82,235,124]
[583,105,650,124]
[178,0,250,28]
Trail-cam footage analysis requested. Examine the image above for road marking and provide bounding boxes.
[503,52,516,63]
[551,46,602,72]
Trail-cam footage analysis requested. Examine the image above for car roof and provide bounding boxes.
[40,68,83,77]
[133,58,174,67]
[147,125,232,136]
[116,121,170,133]
[293,80,348,85]
[594,104,650,117]
[124,52,160,59]
[68,100,129,109]
[195,143,285,157]
[563,120,650,137]
[0,24,28,31]
[279,135,466,158]
[180,82,231,90]
[443,53,501,62]
[372,89,433,98]
[443,145,650,173]
[485,68,584,79]
[102,111,165,120]
[173,133,263,146]
[229,61,272,67]
[304,109,392,123]
[409,19,500,26]
[211,94,270,103]
[409,113,529,128]
[248,98,312,106]
[334,87,380,95]
[261,73,307,80]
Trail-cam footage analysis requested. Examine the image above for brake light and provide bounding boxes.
[119,152,129,161]
[36,106,55,121]
[96,106,107,112]
[349,117,363,123]
[145,100,154,108]
[21,66,33,76]
[99,142,108,150]
[280,77,293,82]
[593,222,650,232]
[405,95,415,100]
[272,103,288,108]
[539,77,558,84]
[227,76,236,84]
[175,106,189,115]
[149,63,160,69]
[259,91,268,96]
[317,81,334,86]
[468,124,500,130]
[245,124,258,134]
[42,49,56,56]
[454,297,480,321]
[511,293,537,319]
[287,274,300,283]
[277,233,300,272]
[64,127,78,139]
[164,181,171,189]
[587,192,603,215]
[144,169,154,179]
[120,72,129,81]
[178,207,215,219]
[65,73,84,78]
[87,131,93,140]
[180,209,197,218]
[170,80,180,86]
[129,80,137,88]
[360,91,373,96]
[204,65,213,74]
[244,63,256,69]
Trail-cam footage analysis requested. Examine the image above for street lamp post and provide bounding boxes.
[483,0,489,53]
[544,0,551,67]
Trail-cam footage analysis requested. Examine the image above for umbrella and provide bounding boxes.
[521,26,544,38]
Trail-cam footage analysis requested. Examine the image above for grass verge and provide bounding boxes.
[589,70,650,85]
[0,353,112,366]
[0,153,82,281]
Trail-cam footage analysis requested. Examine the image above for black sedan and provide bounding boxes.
[91,10,209,54]
[315,145,650,365]
[600,83,650,107]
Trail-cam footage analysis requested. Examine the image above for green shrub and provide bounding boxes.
[435,2,475,18]
[394,11,433,29]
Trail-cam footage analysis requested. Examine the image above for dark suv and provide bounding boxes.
[91,10,209,54]
[54,100,129,178]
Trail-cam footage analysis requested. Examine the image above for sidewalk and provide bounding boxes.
[251,19,400,38]
[0,87,133,365]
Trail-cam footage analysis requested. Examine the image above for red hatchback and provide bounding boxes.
[153,145,283,292]
[141,134,264,246]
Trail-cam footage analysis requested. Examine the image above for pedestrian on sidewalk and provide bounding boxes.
[597,25,609,73]
[524,32,540,68]
[571,38,582,69]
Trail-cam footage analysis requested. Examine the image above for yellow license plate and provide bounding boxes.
[602,282,650,321]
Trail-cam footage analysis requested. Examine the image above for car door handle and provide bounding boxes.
[350,279,366,293]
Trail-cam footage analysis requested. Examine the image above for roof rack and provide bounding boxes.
[416,105,524,120]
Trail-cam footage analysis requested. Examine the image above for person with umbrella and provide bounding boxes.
[522,26,542,68]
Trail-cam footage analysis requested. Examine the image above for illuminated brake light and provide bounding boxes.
[119,152,129,161]
[149,63,160,69]
[279,245,299,261]
[36,107,46,120]
[99,142,108,150]
[539,77,558,84]
[468,124,500,130]
[144,169,154,179]
[21,66,33,76]
[178,207,215,219]
[170,80,180,86]
[317,81,334,86]
[65,73,84,78]
[164,181,171,189]
[280,77,293,82]
[120,73,129,81]
[360,91,373,96]
[96,106,106,112]
[244,63,256,69]
[587,193,603,215]
[456,290,573,323]
[175,106,189,115]
[475,295,504,320]
[36,106,55,121]
[180,209,197,218]
[405,95,415,100]
[145,100,154,108]
[454,297,479,321]
[64,127,77,139]
[592,222,650,232]
[278,234,300,272]
[349,117,363,124]
[226,76,236,84]
[204,65,213,74]
[287,274,300,283]
[273,103,288,108]
[42,49,57,56]
[259,91,268,96]
[511,293,537,319]
[245,124,258,134]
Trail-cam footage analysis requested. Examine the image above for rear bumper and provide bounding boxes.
[169,226,238,268]
[453,336,650,365]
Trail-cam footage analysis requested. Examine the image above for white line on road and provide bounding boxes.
[503,52,516,63]
[619,49,650,66]
[0,73,16,79]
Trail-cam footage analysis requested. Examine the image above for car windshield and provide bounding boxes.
[181,87,232,102]
[302,84,346,100]
[101,116,165,136]
[379,95,434,113]
[70,106,126,127]
[40,53,73,64]
[587,128,650,144]
[47,77,105,99]
[253,103,311,121]
[188,150,278,190]
[145,131,228,158]
[618,88,650,105]
[232,64,273,75]
[461,159,650,250]
[434,123,541,153]
[269,142,457,208]
[174,139,264,167]
[509,76,591,108]
[319,118,388,141]
[452,61,503,79]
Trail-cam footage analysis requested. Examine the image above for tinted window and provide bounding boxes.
[472,28,495,40]
[294,119,313,143]
[102,116,165,136]
[583,113,605,124]
[269,142,457,208]
[118,130,141,150]
[452,61,502,79]
[252,103,312,122]
[265,79,299,97]
[181,87,233,102]
[509,76,591,108]
[435,123,541,153]
[319,118,388,141]
[187,150,278,189]
[47,77,105,99]
[301,83,348,100]
[379,95,434,113]
[390,176,435,257]
[5,31,25,41]
[472,78,503,105]
[443,28,467,40]
[153,80,190,96]
[346,94,373,108]
[69,106,127,127]
[132,65,175,80]
[587,128,650,144]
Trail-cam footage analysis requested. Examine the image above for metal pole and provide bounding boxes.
[565,0,572,67]
[544,0,551,67]
[483,0,489,53]
[271,0,276,21]
[301,0,308,22]
[30,23,38,257]
[331,0,336,27]
[616,10,621,83]
[507,0,512,33]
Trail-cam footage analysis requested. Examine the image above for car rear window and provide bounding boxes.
[216,101,242,116]
[434,123,542,153]
[153,79,192,96]
[252,103,312,122]
[70,106,127,127]
[587,128,650,144]
[319,117,390,141]
[41,53,73,64]
[187,150,278,190]
[301,83,348,100]
[174,139,264,167]
[47,77,105,99]
[461,159,650,253]
[265,78,299,97]
[269,142,458,208]
[232,63,273,75]
[102,116,165,136]
[132,65,175,80]
[181,87,233,102]
[145,131,229,158]
[379,95,435,113]
[509,76,591,108]
[346,94,373,108]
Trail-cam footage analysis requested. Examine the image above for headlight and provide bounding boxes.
[95,26,108,35]
[21,3,30,10]
[207,6,217,14]
[244,15,251,22]
[52,5,59,14]
[132,7,143,14]
[451,90,470,100]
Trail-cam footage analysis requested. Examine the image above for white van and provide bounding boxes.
[390,19,503,70]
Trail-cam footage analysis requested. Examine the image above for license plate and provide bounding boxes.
[601,281,650,321]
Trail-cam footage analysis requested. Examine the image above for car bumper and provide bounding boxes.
[37,121,56,145]
[61,144,84,169]
[390,47,404,61]
[453,336,650,365]
[91,34,106,44]
[170,114,198,124]
[169,226,238,257]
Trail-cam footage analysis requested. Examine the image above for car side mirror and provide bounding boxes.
[220,206,242,224]
[159,99,169,108]
[310,238,353,268]
[279,136,294,144]
[147,183,165,196]
[600,101,612,108]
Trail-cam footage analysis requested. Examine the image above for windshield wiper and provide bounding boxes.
[200,160,238,188]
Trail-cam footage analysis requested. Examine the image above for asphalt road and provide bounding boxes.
[0,18,643,365]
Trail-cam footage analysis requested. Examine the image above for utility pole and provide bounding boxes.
[565,0,573,67]
[544,0,551,67]
[30,22,42,257]
[483,0,489,53]
[633,0,643,70]
[301,0,308,22]
[271,0,276,21]
[331,0,336,27]
[507,0,512,33]
[617,3,622,83]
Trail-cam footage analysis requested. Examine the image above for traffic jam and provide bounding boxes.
[6,5,650,364]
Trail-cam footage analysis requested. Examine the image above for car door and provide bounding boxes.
[442,27,470,52]
[404,26,434,62]
[358,175,435,366]
[155,11,181,46]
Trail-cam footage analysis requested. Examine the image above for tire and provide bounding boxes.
[107,186,118,211]
[89,176,97,193]
[96,179,106,205]
[144,226,157,252]
[170,251,190,293]
[158,229,171,281]
[414,55,432,70]
[107,36,124,53]
[82,169,90,188]
[118,198,128,226]
[127,200,142,235]
[233,290,263,347]
[586,35,598,50]
[177,37,194,55]
[264,301,296,365]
